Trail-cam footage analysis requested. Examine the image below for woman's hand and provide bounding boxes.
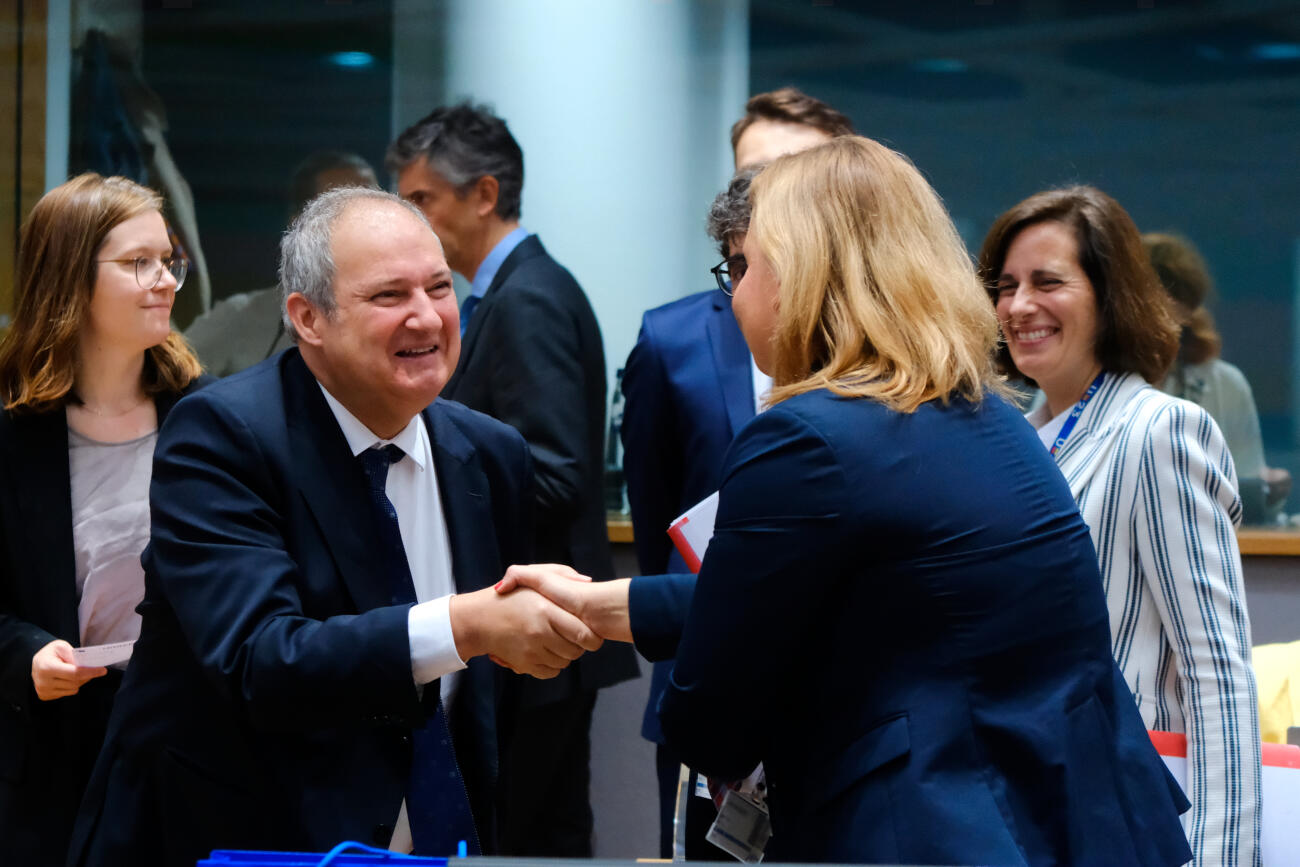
[494,564,633,644]
[31,639,107,701]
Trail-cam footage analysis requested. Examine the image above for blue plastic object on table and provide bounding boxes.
[198,840,461,865]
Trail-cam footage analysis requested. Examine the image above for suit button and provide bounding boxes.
[372,823,394,846]
[399,733,411,745]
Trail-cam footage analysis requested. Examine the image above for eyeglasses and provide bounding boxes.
[97,256,189,291]
[710,254,747,297]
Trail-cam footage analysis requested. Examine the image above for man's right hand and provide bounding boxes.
[449,585,604,679]
[31,639,107,701]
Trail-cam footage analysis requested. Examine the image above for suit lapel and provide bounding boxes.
[6,410,79,641]
[446,235,540,397]
[282,351,393,613]
[707,292,757,436]
[426,401,502,812]
[426,401,499,594]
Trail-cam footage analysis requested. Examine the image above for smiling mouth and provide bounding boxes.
[396,346,437,358]
[1013,327,1057,341]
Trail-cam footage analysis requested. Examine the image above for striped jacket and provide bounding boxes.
[1030,371,1261,867]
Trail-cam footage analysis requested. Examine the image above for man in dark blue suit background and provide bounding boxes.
[388,103,639,857]
[621,88,854,857]
[70,188,600,866]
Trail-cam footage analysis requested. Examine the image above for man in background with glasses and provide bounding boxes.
[620,87,853,859]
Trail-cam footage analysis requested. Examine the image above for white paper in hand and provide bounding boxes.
[667,491,719,573]
[72,640,134,668]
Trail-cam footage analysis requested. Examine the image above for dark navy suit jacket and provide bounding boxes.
[620,288,753,742]
[628,388,1193,866]
[70,350,532,866]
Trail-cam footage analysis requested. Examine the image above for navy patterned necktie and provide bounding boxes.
[459,294,481,337]
[359,445,480,856]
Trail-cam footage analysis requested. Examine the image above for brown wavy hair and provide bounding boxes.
[730,87,855,153]
[978,185,1179,385]
[1143,232,1221,365]
[754,136,1005,412]
[0,173,201,413]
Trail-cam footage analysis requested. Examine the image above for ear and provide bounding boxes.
[472,175,500,218]
[285,292,327,347]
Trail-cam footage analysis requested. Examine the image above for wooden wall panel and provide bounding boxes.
[1,0,47,326]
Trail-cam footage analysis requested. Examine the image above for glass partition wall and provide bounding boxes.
[5,0,1299,528]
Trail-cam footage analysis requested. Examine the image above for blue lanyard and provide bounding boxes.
[1049,371,1106,456]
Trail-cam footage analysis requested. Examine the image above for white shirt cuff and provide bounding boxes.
[408,595,467,685]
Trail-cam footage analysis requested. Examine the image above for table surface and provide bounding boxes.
[609,515,1300,558]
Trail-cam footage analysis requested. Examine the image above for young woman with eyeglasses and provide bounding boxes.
[0,173,207,866]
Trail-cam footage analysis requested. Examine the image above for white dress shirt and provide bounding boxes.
[751,356,772,413]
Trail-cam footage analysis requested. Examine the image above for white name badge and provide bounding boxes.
[706,789,771,863]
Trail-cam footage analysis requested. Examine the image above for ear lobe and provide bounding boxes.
[285,292,325,347]
[474,175,500,218]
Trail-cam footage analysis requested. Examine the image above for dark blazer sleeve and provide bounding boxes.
[627,572,696,662]
[656,406,846,782]
[0,412,66,718]
[145,391,419,732]
[620,315,681,576]
[0,567,56,713]
[476,284,591,525]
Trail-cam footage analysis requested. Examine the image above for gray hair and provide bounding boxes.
[706,167,761,257]
[279,186,433,340]
[385,102,525,221]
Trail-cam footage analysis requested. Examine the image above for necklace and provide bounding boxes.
[70,394,150,418]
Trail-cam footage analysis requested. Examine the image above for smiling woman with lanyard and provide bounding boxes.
[980,185,1261,867]
[0,173,206,866]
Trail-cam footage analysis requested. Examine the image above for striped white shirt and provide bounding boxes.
[1029,370,1261,867]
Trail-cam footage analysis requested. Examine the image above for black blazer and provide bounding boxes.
[443,234,637,698]
[70,350,532,866]
[0,381,203,867]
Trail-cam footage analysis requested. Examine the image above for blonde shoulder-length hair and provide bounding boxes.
[0,173,202,413]
[754,136,1004,412]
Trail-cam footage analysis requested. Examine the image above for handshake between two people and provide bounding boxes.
[448,565,633,680]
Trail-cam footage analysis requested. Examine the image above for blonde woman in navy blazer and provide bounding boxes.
[500,139,1193,865]
[982,186,1261,867]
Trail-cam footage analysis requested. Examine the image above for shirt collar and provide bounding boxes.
[317,382,428,471]
[470,226,530,298]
